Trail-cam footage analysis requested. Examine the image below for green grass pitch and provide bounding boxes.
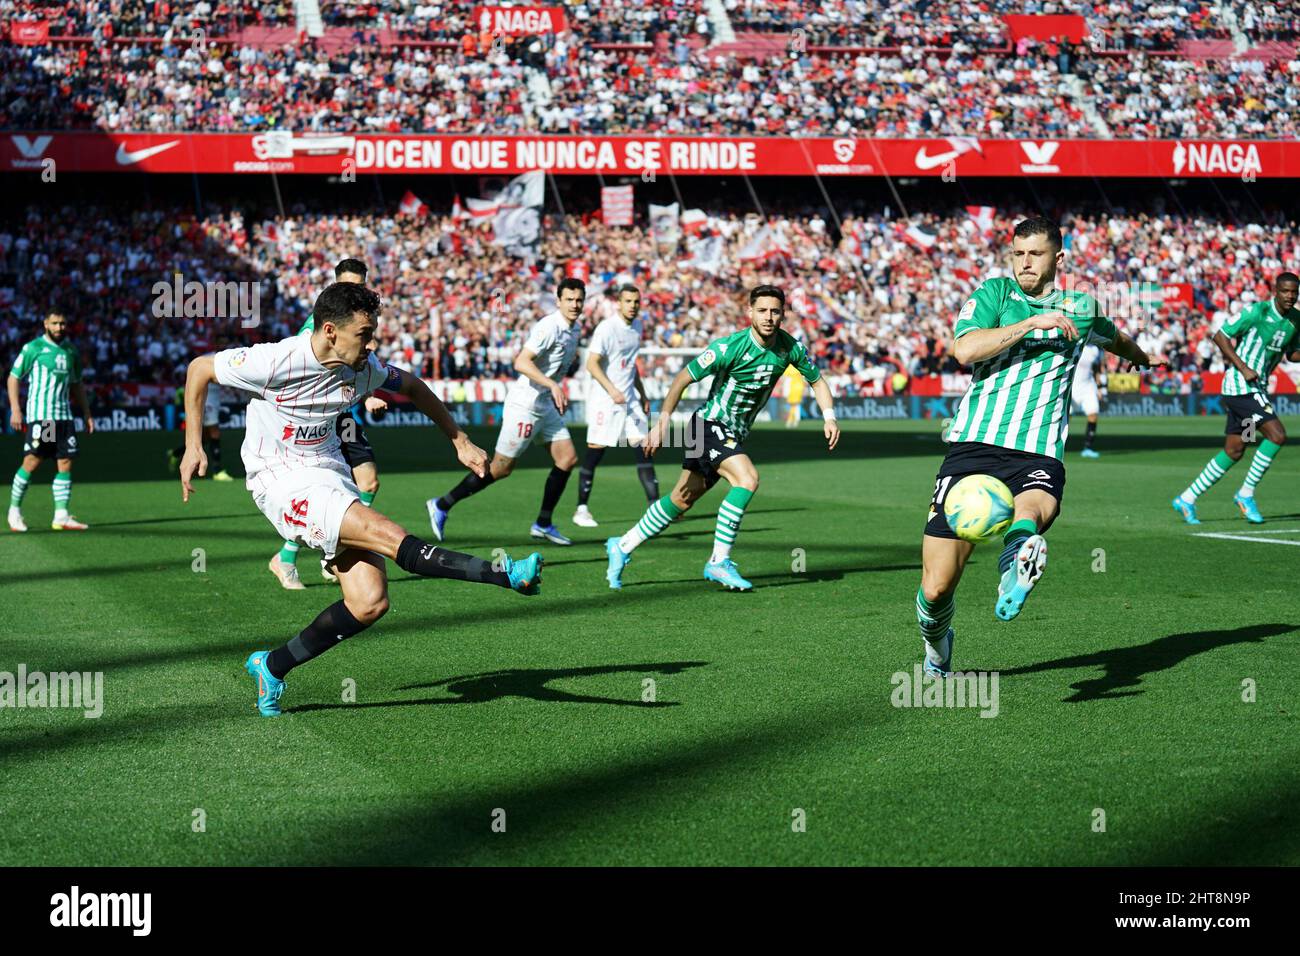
[2,417,1298,866]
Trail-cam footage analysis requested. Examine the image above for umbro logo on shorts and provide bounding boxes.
[1027,469,1052,480]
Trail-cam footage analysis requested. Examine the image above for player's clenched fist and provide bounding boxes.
[180,446,207,502]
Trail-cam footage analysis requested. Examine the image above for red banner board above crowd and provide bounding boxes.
[3,132,1294,177]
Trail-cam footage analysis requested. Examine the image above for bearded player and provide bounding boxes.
[8,312,94,532]
[180,283,543,717]
[604,285,839,591]
[1172,273,1300,525]
[917,217,1163,677]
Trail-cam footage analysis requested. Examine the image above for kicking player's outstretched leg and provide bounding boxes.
[994,491,1057,622]
[247,549,388,716]
[341,499,542,595]
[918,534,973,677]
[606,468,704,589]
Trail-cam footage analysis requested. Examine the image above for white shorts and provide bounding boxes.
[203,389,222,427]
[253,466,360,560]
[495,397,571,458]
[1073,381,1100,417]
[586,395,649,447]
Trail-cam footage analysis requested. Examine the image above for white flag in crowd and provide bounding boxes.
[601,186,634,226]
[649,202,680,245]
[965,205,996,236]
[679,234,724,274]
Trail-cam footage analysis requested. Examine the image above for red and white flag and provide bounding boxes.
[399,190,428,217]
[681,208,707,235]
[259,222,281,244]
[601,186,634,227]
[965,205,996,236]
[738,226,792,263]
[451,195,470,222]
[897,222,938,250]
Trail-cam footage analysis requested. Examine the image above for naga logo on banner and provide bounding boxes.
[473,6,567,36]
[9,134,52,169]
[1172,141,1262,176]
[1020,141,1060,174]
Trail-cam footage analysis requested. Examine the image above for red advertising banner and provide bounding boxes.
[1003,15,1086,43]
[10,20,50,45]
[471,6,567,36]
[3,132,1298,177]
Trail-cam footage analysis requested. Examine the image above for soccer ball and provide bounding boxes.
[943,474,1014,542]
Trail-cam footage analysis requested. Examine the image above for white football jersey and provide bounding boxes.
[506,311,580,406]
[213,335,397,493]
[1073,343,1102,386]
[587,316,643,398]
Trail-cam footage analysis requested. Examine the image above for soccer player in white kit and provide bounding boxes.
[573,284,659,527]
[427,278,585,546]
[179,283,543,717]
[1072,342,1104,458]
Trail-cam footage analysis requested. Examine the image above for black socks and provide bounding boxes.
[266,600,368,678]
[577,447,606,506]
[437,471,496,512]
[395,534,510,588]
[536,466,572,527]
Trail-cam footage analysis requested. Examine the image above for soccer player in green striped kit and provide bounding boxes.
[1173,272,1300,525]
[604,285,840,591]
[8,312,94,532]
[917,218,1163,676]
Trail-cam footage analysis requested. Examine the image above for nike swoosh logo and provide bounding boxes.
[114,140,181,165]
[913,147,964,171]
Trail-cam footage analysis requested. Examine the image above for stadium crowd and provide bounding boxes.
[2,1,1298,137]
[3,197,1296,399]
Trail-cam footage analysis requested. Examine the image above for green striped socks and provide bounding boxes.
[1237,439,1281,498]
[10,467,30,509]
[1181,451,1236,502]
[916,588,955,645]
[619,495,683,553]
[52,473,71,520]
[278,540,301,565]
[711,487,754,564]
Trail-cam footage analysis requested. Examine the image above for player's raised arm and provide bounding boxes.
[1106,329,1165,370]
[180,354,216,500]
[390,366,489,478]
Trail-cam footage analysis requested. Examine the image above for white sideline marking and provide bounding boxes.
[1191,531,1300,547]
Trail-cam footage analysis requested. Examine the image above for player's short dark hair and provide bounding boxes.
[313,282,381,328]
[1277,272,1299,287]
[557,277,586,299]
[616,283,640,297]
[749,284,785,308]
[334,258,368,280]
[1013,216,1063,251]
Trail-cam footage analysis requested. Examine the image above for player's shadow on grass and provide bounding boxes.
[1001,622,1297,702]
[84,512,254,528]
[620,564,918,589]
[290,661,708,713]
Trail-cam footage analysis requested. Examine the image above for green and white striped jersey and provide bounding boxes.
[1218,299,1300,396]
[9,334,82,421]
[685,327,820,441]
[948,277,1117,460]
